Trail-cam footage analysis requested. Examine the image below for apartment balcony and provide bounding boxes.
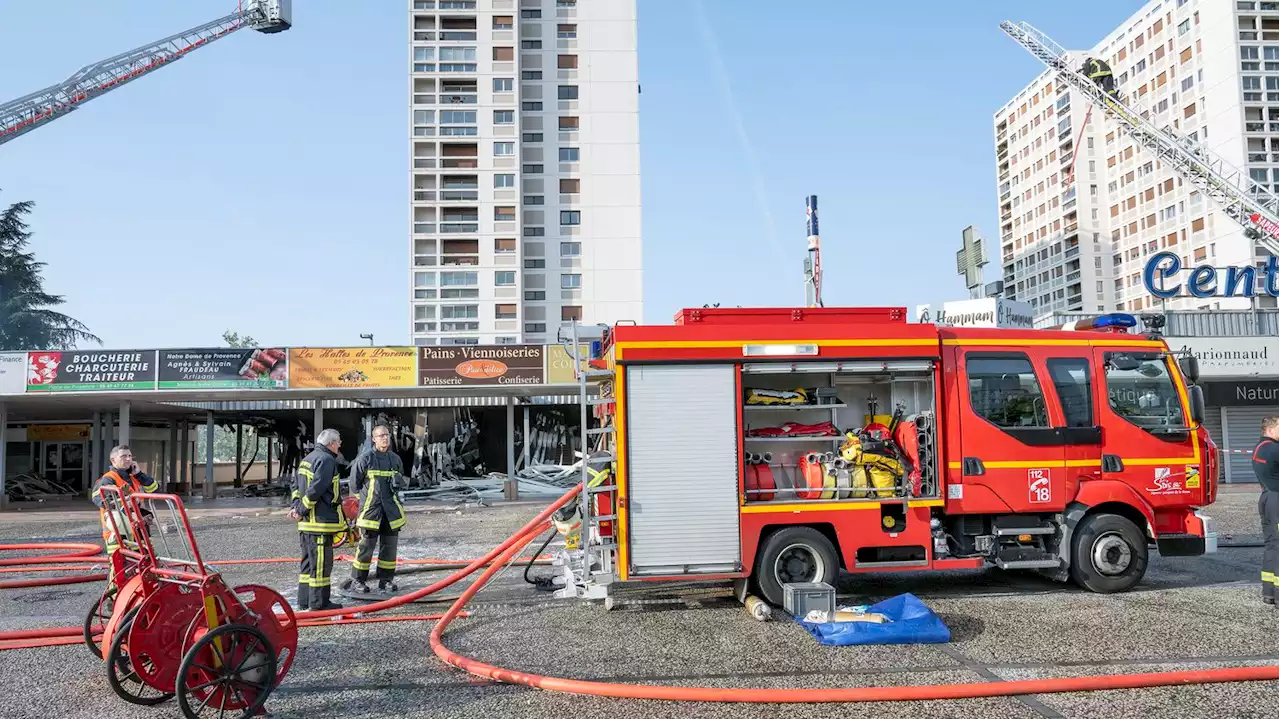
[440,158,478,169]
[439,223,479,234]
[413,191,436,202]
[439,94,477,105]
[413,223,437,234]
[439,190,478,201]
[1065,246,1080,259]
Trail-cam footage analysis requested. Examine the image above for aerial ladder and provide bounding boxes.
[0,1,291,147]
[1001,20,1280,256]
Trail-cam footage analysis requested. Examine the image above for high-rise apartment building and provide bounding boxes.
[408,0,642,346]
[995,0,1279,315]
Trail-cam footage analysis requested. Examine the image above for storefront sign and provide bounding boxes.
[157,348,287,389]
[1144,251,1279,298]
[419,345,545,386]
[26,351,156,392]
[0,352,26,395]
[1202,379,1279,407]
[915,298,1034,329]
[547,344,590,384]
[27,424,91,441]
[288,347,417,388]
[1166,336,1278,378]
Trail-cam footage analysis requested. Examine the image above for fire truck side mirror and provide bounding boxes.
[1178,355,1200,384]
[1186,384,1206,426]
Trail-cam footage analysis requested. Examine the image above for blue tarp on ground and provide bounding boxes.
[795,593,951,646]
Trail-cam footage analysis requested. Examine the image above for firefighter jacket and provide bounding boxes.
[92,468,159,550]
[351,448,407,532]
[1083,58,1113,79]
[293,445,344,534]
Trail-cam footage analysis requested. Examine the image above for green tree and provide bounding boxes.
[222,330,257,348]
[0,194,100,350]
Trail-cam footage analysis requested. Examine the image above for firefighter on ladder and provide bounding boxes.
[341,423,407,594]
[289,428,345,611]
[1081,57,1119,101]
[90,445,159,560]
[1253,415,1279,605]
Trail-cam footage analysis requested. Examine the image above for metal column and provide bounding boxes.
[89,411,101,480]
[0,401,7,510]
[167,422,178,491]
[99,412,113,468]
[505,397,518,501]
[118,401,131,446]
[313,403,324,439]
[522,406,531,470]
[203,411,215,500]
[180,422,190,496]
[266,435,274,481]
[234,423,243,488]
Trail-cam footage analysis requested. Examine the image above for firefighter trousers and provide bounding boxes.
[298,531,337,609]
[351,522,399,584]
[1260,490,1278,602]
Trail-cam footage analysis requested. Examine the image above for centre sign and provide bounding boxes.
[1143,251,1279,299]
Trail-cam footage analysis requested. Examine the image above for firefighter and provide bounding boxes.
[288,428,345,611]
[90,445,159,557]
[1081,57,1118,100]
[1253,415,1279,605]
[342,423,407,593]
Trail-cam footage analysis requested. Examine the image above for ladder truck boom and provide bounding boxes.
[1000,20,1280,256]
[0,1,291,147]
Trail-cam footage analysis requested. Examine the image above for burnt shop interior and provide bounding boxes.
[740,359,940,504]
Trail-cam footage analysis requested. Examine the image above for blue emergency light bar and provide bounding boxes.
[1070,313,1138,332]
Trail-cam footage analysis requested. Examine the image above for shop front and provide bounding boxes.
[1165,336,1279,483]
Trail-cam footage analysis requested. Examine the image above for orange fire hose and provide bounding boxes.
[2,490,1278,703]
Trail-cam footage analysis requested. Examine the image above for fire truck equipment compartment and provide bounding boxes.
[797,593,951,647]
[783,581,836,617]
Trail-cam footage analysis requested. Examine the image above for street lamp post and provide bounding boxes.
[360,333,374,346]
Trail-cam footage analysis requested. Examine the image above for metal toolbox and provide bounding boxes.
[782,581,836,617]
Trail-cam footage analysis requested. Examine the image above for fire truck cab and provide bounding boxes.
[578,306,1218,607]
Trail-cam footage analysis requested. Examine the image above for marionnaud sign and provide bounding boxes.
[1165,336,1279,378]
[1144,252,1279,298]
[915,298,1035,329]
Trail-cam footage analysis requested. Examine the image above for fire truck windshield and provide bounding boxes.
[1103,352,1188,433]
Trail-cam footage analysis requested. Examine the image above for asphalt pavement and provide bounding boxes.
[0,488,1275,719]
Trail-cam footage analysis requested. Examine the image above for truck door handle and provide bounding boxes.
[1102,454,1124,473]
[962,457,985,476]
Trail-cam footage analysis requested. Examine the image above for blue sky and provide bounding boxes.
[0,0,1144,349]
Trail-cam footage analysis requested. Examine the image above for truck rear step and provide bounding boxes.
[994,547,1061,570]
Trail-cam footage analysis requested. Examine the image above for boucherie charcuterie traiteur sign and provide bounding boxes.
[27,351,157,392]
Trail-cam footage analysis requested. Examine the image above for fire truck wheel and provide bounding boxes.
[1069,513,1148,594]
[753,527,839,606]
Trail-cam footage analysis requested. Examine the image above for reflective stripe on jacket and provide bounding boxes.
[351,449,406,531]
[92,468,158,548]
[295,446,344,533]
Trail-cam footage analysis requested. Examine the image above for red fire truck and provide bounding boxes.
[567,306,1218,607]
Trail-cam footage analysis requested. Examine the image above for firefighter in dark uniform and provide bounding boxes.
[289,428,345,611]
[1081,57,1118,100]
[342,423,407,593]
[1253,415,1279,605]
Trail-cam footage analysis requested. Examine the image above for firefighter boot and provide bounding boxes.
[379,579,399,593]
[310,584,343,612]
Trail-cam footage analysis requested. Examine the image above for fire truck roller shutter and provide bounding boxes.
[624,364,742,576]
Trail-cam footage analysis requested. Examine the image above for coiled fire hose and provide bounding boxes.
[2,489,1278,702]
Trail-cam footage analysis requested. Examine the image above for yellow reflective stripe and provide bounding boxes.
[301,496,317,509]
[299,468,314,479]
[1263,572,1279,586]
[352,559,371,571]
[356,518,381,530]
[367,470,398,477]
[299,574,310,583]
[361,480,377,521]
[297,521,344,532]
[389,515,407,531]
[377,560,397,570]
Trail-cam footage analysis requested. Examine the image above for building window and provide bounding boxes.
[560,178,580,194]
[561,306,583,322]
[522,132,544,143]
[493,15,513,29]
[521,40,542,50]
[495,238,516,254]
[1178,19,1190,35]
[414,47,435,61]
[413,109,434,125]
[561,273,581,289]
[525,290,546,301]
[494,142,515,156]
[494,110,514,124]
[557,24,577,39]
[441,110,476,124]
[441,305,479,319]
[524,227,545,237]
[520,9,541,18]
[493,78,514,92]
[523,163,544,174]
[558,147,580,162]
[494,174,515,188]
[521,70,543,80]
[560,241,581,257]
[440,47,477,61]
[495,304,517,319]
[440,271,478,286]
[523,195,545,205]
[413,272,435,287]
[521,101,543,111]
[493,46,514,62]
[559,116,579,131]
[557,85,579,100]
[525,259,546,269]
[495,271,516,286]
[524,322,547,334]
[495,206,516,221]
[558,54,578,69]
[560,210,581,225]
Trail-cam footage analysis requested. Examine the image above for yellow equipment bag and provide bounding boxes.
[842,433,902,498]
[745,388,809,406]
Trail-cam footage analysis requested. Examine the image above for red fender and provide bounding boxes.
[1071,479,1156,531]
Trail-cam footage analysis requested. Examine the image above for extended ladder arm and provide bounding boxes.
[0,3,286,146]
[1000,20,1280,254]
